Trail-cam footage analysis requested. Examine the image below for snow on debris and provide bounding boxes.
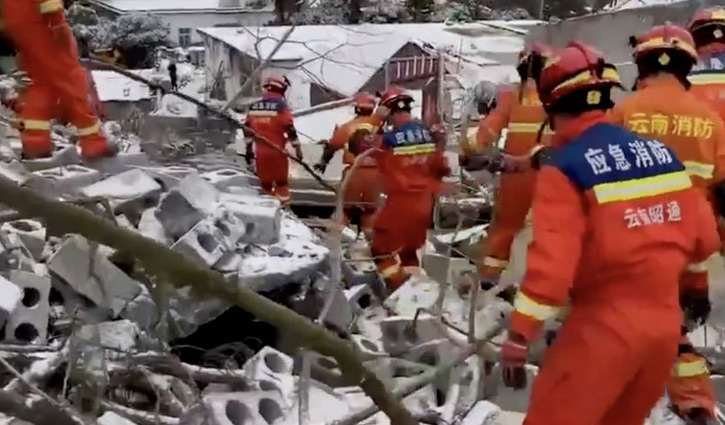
[91,69,155,102]
[198,22,528,98]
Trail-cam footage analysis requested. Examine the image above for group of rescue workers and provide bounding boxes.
[8,0,725,423]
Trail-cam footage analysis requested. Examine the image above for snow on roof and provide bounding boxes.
[198,22,529,96]
[92,70,154,102]
[602,0,686,11]
[95,0,269,13]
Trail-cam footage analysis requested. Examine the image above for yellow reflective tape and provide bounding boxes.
[483,256,508,268]
[403,266,422,275]
[248,110,277,117]
[513,292,562,322]
[381,264,401,278]
[22,120,51,131]
[683,160,715,179]
[76,121,100,137]
[689,73,725,85]
[39,0,63,13]
[552,67,621,95]
[393,143,436,155]
[592,171,692,204]
[674,359,709,377]
[507,122,553,135]
[687,261,709,273]
[636,37,698,59]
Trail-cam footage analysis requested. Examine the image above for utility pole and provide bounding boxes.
[539,0,545,19]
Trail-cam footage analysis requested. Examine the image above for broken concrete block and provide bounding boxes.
[226,185,259,196]
[83,151,151,174]
[202,391,288,425]
[47,235,143,316]
[316,281,353,333]
[342,240,378,287]
[176,172,219,215]
[142,165,196,190]
[212,206,246,247]
[155,191,205,240]
[23,144,80,172]
[350,334,385,359]
[77,320,139,359]
[30,165,101,194]
[212,251,243,273]
[98,411,138,425]
[201,168,249,191]
[138,208,170,245]
[6,271,48,344]
[459,401,501,425]
[383,274,441,317]
[80,169,162,214]
[219,193,281,244]
[242,347,295,406]
[379,314,461,364]
[172,219,229,267]
[345,284,374,313]
[119,287,157,331]
[0,232,35,272]
[1,219,46,261]
[0,161,30,186]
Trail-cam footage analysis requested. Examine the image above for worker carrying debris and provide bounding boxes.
[500,42,721,425]
[314,92,383,237]
[466,43,552,284]
[371,86,449,291]
[610,24,723,423]
[2,0,114,160]
[244,76,303,207]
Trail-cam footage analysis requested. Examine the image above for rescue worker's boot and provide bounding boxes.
[275,183,291,209]
[372,251,410,294]
[668,342,716,422]
[78,125,116,160]
[20,129,53,159]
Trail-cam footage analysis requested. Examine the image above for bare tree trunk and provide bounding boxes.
[0,177,417,425]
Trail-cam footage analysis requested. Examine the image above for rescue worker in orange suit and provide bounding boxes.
[2,0,113,160]
[371,86,450,291]
[466,43,552,284]
[500,42,721,425]
[244,76,303,207]
[689,7,725,126]
[314,93,384,237]
[608,25,723,424]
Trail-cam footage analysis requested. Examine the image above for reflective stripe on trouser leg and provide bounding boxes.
[275,183,291,206]
[39,0,63,13]
[374,253,409,291]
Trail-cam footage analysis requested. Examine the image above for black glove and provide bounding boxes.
[530,146,555,170]
[461,152,507,172]
[313,162,327,173]
[681,290,711,327]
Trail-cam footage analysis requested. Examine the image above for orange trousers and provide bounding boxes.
[4,17,108,159]
[256,151,290,206]
[483,170,535,265]
[341,165,380,237]
[524,308,680,425]
[371,192,433,291]
[667,338,716,418]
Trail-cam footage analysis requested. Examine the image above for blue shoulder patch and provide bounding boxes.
[382,122,434,148]
[692,51,725,72]
[250,98,285,112]
[548,123,685,191]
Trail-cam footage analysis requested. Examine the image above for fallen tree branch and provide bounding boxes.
[0,176,417,425]
[0,391,85,425]
[100,400,178,425]
[87,59,336,194]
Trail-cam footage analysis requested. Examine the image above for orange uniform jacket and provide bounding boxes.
[329,115,384,166]
[4,0,63,23]
[244,93,296,185]
[610,74,725,291]
[689,48,725,126]
[475,82,550,268]
[511,113,720,343]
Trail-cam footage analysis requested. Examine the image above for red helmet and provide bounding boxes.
[690,7,725,34]
[631,23,698,64]
[263,76,290,93]
[352,92,376,111]
[379,86,413,110]
[538,42,622,112]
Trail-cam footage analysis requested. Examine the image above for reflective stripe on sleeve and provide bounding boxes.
[592,171,692,204]
[513,292,562,322]
[689,73,725,85]
[39,0,63,14]
[674,359,709,377]
[381,263,401,278]
[22,120,51,131]
[683,161,715,180]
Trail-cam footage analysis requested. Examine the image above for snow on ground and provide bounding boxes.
[152,62,204,118]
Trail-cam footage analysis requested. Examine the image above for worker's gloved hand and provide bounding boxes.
[530,146,555,170]
[313,162,327,174]
[681,290,711,327]
[501,332,529,390]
